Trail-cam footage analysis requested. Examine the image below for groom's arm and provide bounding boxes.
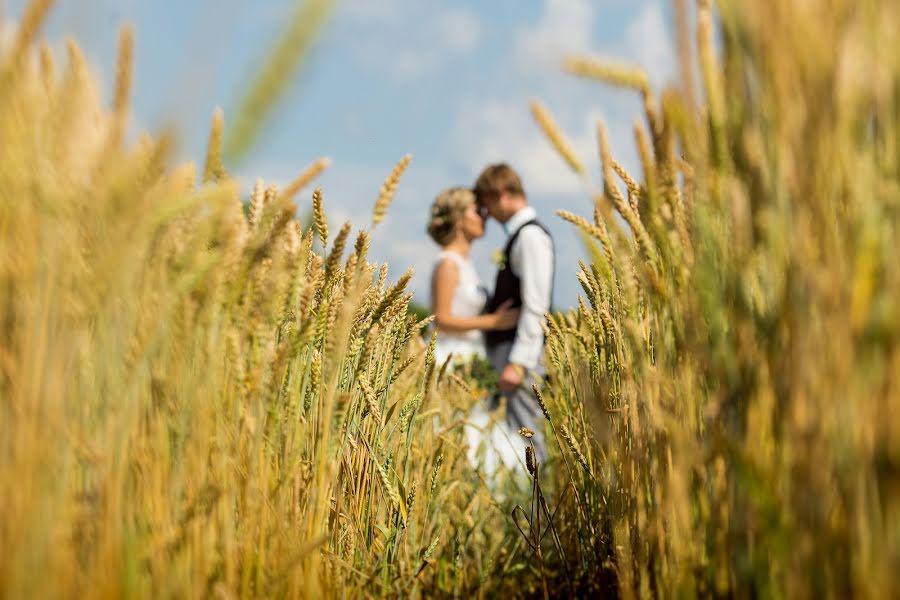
[508,225,553,370]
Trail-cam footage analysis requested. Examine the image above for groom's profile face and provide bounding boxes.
[476,190,502,222]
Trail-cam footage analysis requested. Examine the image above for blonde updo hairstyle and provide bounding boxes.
[427,187,475,246]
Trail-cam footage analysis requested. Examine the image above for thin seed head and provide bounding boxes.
[373,154,412,226]
[306,350,322,413]
[561,423,590,473]
[203,108,227,183]
[423,535,440,560]
[111,25,134,143]
[634,121,656,194]
[391,356,416,386]
[223,0,333,161]
[360,379,383,425]
[406,480,418,513]
[531,384,551,422]
[312,187,328,246]
[13,0,56,61]
[557,209,605,242]
[416,315,435,332]
[353,230,370,262]
[429,453,443,494]
[449,373,475,399]
[525,446,535,475]
[563,55,650,96]
[611,159,641,213]
[39,41,55,91]
[282,157,330,200]
[398,393,421,432]
[425,330,438,369]
[530,100,586,175]
[342,252,358,295]
[374,452,401,507]
[249,179,266,229]
[371,268,413,324]
[325,221,352,280]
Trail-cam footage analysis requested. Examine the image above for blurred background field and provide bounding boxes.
[2,0,899,598]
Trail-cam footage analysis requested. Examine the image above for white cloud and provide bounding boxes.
[453,99,596,198]
[624,1,675,88]
[513,0,595,75]
[340,1,483,79]
[440,8,482,54]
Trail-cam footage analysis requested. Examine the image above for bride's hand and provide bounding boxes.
[491,300,520,330]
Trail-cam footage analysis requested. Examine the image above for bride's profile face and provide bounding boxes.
[459,202,485,240]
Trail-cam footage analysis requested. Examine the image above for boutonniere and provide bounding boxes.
[491,249,507,270]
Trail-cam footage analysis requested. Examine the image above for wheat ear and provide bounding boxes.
[530,100,586,176]
[203,108,226,183]
[372,154,412,226]
[282,157,331,201]
[312,187,329,246]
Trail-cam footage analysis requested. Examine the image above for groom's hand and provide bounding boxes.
[499,363,525,392]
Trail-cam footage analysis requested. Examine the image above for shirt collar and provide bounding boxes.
[502,206,536,236]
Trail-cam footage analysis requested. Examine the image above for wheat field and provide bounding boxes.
[1,0,899,598]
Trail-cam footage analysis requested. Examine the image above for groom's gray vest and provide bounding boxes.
[484,219,554,351]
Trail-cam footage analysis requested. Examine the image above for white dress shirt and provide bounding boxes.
[503,206,554,370]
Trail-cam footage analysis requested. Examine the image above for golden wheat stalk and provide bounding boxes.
[110,25,134,146]
[38,41,54,92]
[429,453,443,495]
[697,0,726,164]
[249,178,266,230]
[530,100,586,176]
[592,206,616,262]
[556,209,605,242]
[531,384,551,422]
[281,157,331,201]
[312,187,328,246]
[611,159,641,213]
[203,108,227,183]
[597,121,659,267]
[560,423,590,473]
[10,0,56,60]
[342,252,358,295]
[371,268,413,325]
[352,230,370,263]
[632,120,657,201]
[359,379,383,425]
[171,160,197,193]
[449,373,475,400]
[374,453,402,509]
[223,0,334,161]
[580,259,603,296]
[563,55,650,96]
[324,221,351,280]
[372,154,412,226]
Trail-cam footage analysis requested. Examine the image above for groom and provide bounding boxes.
[474,163,554,461]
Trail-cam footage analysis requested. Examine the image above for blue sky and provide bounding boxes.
[4,0,677,308]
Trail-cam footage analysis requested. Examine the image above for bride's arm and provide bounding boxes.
[432,258,510,332]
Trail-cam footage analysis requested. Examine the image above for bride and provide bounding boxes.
[427,187,522,476]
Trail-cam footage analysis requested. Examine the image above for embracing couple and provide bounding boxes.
[427,163,553,473]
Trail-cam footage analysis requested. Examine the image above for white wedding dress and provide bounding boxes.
[432,251,488,364]
[431,251,523,478]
